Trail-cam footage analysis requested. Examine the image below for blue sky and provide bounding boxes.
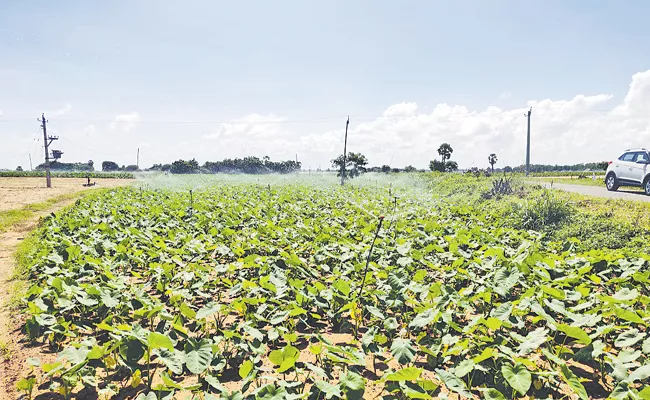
[2,1,650,170]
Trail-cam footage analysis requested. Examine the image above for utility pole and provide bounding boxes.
[29,154,33,171]
[525,107,532,176]
[40,113,58,188]
[341,116,350,185]
[137,148,140,170]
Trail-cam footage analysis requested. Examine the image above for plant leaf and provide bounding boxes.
[435,369,473,398]
[560,364,588,400]
[148,332,174,351]
[185,339,213,374]
[501,363,531,396]
[385,367,423,382]
[391,338,417,365]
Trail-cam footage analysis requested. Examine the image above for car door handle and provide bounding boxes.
[630,168,633,171]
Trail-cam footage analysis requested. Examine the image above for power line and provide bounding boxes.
[0,108,648,124]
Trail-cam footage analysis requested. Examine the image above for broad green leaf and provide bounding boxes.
[391,338,417,365]
[185,339,213,374]
[313,380,342,399]
[628,364,650,382]
[436,369,473,398]
[16,377,35,392]
[155,348,184,375]
[268,345,300,373]
[483,317,502,330]
[560,364,588,400]
[514,327,548,355]
[614,307,645,325]
[639,386,650,400]
[409,309,437,329]
[135,393,157,400]
[473,347,495,363]
[615,329,644,348]
[454,359,475,378]
[340,370,365,393]
[541,285,566,300]
[501,363,531,396]
[119,339,145,363]
[384,367,423,382]
[196,302,219,320]
[239,360,253,379]
[148,332,174,351]
[179,302,196,319]
[255,384,288,400]
[557,324,591,345]
[366,305,385,319]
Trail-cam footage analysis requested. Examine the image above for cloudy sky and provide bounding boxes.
[2,1,650,170]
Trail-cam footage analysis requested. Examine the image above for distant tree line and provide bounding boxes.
[511,162,609,173]
[146,157,302,174]
[36,160,95,171]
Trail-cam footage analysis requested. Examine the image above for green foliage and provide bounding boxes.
[332,152,368,179]
[514,190,574,230]
[102,160,119,171]
[14,175,650,398]
[0,170,133,178]
[437,143,453,163]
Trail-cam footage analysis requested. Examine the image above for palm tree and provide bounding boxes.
[437,143,453,163]
[488,153,498,174]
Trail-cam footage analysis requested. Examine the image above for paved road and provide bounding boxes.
[529,181,650,202]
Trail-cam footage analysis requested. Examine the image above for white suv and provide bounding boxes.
[605,148,650,195]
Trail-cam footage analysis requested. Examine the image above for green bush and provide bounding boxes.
[514,191,574,231]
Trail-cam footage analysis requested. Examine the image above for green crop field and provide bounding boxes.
[12,174,650,399]
[0,171,135,179]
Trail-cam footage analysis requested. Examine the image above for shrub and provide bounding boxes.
[515,191,574,231]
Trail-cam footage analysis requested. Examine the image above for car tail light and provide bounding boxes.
[608,161,613,165]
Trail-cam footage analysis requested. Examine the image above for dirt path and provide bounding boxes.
[0,182,131,399]
[1,177,128,212]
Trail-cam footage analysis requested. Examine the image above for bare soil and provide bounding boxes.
[0,177,129,212]
[0,178,130,399]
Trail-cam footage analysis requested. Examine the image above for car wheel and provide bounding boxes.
[645,178,650,196]
[606,173,619,191]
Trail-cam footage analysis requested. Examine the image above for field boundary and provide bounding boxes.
[0,188,118,399]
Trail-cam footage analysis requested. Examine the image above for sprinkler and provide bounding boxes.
[189,189,193,215]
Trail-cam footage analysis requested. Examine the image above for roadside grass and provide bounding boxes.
[502,181,650,251]
[0,190,106,233]
[0,210,32,233]
[529,176,614,187]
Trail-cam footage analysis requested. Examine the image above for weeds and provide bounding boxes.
[0,340,12,361]
[516,190,574,230]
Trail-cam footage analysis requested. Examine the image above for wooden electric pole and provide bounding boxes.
[40,113,58,188]
[341,116,350,185]
[525,107,532,176]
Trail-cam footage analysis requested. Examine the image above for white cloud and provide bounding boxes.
[191,70,650,169]
[109,112,140,132]
[499,92,512,100]
[47,103,72,117]
[83,124,96,137]
[5,71,650,171]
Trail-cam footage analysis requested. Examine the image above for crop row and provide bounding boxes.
[0,171,135,179]
[16,181,650,399]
